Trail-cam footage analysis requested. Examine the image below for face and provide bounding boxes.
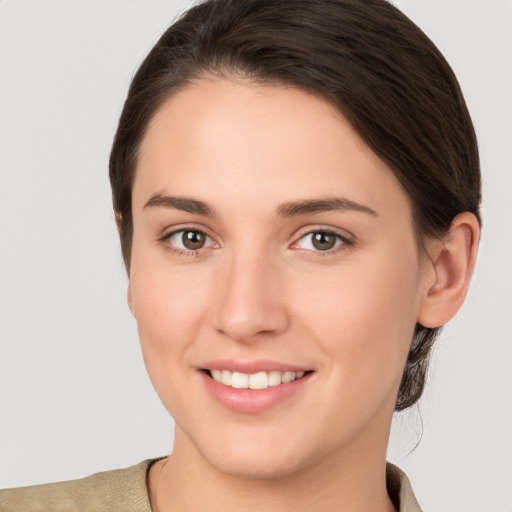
[128,77,431,478]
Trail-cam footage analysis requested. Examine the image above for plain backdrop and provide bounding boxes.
[1,1,511,510]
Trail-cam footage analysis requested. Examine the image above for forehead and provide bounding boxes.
[134,77,411,220]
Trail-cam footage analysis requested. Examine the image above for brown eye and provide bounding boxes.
[311,232,336,250]
[167,229,214,252]
[295,231,345,252]
[182,230,206,250]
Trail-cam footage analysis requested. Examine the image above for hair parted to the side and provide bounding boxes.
[109,0,481,411]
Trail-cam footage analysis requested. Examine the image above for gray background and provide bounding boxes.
[1,1,511,510]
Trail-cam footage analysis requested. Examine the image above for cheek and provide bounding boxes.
[129,252,213,379]
[131,239,211,329]
[292,250,421,393]
[128,263,216,422]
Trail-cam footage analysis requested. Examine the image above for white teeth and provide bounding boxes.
[231,372,249,389]
[268,371,282,387]
[209,369,307,389]
[249,371,268,389]
[221,370,232,386]
[281,371,295,383]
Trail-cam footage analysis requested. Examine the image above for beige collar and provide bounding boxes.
[387,462,423,511]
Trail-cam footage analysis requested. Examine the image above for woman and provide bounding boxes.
[0,0,482,510]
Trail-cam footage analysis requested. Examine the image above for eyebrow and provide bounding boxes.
[277,197,378,217]
[143,193,377,218]
[144,194,215,216]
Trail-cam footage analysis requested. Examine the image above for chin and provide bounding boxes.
[204,447,308,480]
[188,423,324,481]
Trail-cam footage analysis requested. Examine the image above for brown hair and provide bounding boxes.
[109,0,481,411]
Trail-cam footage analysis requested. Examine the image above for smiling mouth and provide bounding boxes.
[205,369,311,390]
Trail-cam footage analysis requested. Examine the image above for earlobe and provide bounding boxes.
[418,212,480,328]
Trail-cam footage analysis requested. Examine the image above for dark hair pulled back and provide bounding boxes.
[109,0,481,411]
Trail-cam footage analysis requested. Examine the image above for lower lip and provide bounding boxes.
[200,371,312,414]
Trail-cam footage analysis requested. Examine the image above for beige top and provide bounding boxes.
[0,459,422,511]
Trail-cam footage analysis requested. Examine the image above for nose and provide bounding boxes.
[212,251,290,343]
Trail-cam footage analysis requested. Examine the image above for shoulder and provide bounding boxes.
[386,462,423,512]
[0,459,161,512]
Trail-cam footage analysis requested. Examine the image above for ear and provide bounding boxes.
[417,212,480,328]
[127,281,135,316]
[115,211,123,237]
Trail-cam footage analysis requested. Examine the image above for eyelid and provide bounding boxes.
[159,225,220,254]
[159,222,219,242]
[291,224,354,243]
[290,226,355,253]
[158,223,354,256]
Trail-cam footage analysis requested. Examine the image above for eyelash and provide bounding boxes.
[160,227,353,257]
[160,228,217,257]
[291,229,353,257]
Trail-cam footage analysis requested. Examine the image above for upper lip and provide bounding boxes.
[200,359,312,374]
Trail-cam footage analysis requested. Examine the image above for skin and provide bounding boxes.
[127,77,479,511]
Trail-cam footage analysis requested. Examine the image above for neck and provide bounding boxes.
[151,427,396,512]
